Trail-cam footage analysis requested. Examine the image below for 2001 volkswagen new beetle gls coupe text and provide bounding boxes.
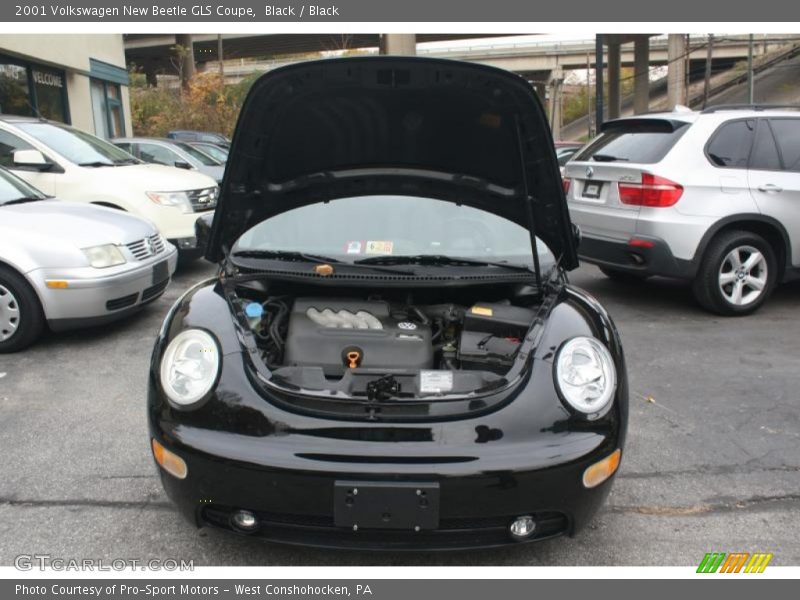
[148,57,629,549]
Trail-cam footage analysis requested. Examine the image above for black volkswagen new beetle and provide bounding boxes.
[148,57,628,550]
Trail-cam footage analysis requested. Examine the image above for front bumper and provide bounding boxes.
[579,234,695,279]
[150,415,620,550]
[28,245,178,329]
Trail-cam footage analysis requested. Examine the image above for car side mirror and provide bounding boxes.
[174,161,192,170]
[13,149,51,170]
[572,223,582,250]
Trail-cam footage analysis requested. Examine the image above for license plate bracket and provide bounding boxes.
[334,481,440,530]
[152,260,169,285]
[583,182,603,199]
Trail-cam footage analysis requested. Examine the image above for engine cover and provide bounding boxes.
[284,299,433,376]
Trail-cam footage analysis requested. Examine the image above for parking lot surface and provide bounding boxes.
[1,261,798,566]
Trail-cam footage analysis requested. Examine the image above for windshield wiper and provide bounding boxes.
[78,160,115,167]
[232,249,417,275]
[232,250,342,264]
[591,154,629,162]
[113,158,140,165]
[354,254,534,273]
[2,196,44,206]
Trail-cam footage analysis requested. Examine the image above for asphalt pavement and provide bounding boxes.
[1,261,798,566]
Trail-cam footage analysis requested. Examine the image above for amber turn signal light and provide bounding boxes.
[582,448,621,488]
[151,438,188,480]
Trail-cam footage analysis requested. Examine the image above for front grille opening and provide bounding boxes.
[126,234,166,261]
[106,293,138,311]
[142,279,169,303]
[199,504,569,548]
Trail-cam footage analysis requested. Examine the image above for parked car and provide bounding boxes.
[148,57,628,549]
[565,105,800,316]
[555,142,584,176]
[0,116,218,261]
[187,142,228,164]
[113,138,225,184]
[167,130,231,148]
[0,167,177,352]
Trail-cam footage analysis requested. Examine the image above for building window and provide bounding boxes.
[0,55,69,123]
[91,79,124,138]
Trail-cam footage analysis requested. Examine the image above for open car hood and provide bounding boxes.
[207,57,577,269]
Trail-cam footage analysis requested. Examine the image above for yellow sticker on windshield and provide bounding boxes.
[365,241,394,255]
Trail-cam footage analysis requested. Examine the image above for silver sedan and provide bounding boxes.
[0,167,178,352]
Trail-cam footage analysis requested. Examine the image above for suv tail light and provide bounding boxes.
[563,177,571,195]
[618,174,683,207]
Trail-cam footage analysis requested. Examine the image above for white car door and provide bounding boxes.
[747,118,800,268]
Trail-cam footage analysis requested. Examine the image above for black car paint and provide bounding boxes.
[148,277,627,549]
[151,56,627,549]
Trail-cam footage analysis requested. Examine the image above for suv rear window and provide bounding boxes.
[573,119,690,164]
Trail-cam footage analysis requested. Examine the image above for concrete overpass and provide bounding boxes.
[124,33,800,139]
[123,33,511,84]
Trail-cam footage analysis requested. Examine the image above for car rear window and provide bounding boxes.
[573,119,691,164]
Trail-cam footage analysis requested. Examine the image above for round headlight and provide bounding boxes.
[159,329,220,407]
[555,337,617,417]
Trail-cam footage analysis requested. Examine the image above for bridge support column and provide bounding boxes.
[667,34,686,110]
[380,34,416,55]
[607,42,622,120]
[633,36,650,114]
[175,34,195,89]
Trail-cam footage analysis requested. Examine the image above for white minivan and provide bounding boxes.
[0,115,218,260]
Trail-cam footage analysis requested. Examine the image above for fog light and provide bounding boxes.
[583,448,622,488]
[151,439,187,479]
[232,510,258,531]
[509,515,536,540]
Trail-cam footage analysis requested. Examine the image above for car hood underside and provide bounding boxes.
[206,57,577,268]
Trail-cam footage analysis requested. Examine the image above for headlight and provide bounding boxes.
[159,329,220,407]
[555,337,616,417]
[82,244,126,268]
[146,190,193,214]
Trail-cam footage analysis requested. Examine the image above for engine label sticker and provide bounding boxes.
[365,240,394,255]
[345,240,362,254]
[420,370,454,394]
[471,306,494,316]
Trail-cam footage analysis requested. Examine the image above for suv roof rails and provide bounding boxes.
[701,104,800,114]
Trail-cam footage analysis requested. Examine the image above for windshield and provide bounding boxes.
[15,122,136,166]
[174,142,221,166]
[234,195,551,268]
[0,168,47,205]
[194,143,228,162]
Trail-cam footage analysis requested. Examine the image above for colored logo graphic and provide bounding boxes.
[697,552,773,573]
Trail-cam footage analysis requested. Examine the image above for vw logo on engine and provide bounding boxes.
[397,321,417,330]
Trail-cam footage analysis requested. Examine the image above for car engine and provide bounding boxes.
[284,299,434,376]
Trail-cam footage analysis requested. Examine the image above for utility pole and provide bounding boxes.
[703,34,714,108]
[217,35,224,78]
[595,35,604,133]
[586,52,593,138]
[747,34,755,104]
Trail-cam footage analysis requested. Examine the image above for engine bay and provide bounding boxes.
[232,280,544,400]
